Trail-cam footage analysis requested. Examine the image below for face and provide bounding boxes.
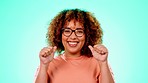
[62,20,85,55]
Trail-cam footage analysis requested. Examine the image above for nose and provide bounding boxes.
[69,32,77,39]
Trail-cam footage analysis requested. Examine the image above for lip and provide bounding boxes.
[67,41,79,47]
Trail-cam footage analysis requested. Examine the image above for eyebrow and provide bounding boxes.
[64,27,84,30]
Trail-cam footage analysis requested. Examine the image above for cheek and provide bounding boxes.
[62,35,67,45]
[81,35,86,44]
[83,35,86,41]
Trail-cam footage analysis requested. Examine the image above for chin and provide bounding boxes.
[67,48,81,54]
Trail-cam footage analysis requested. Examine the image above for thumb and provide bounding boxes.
[50,46,57,57]
[88,45,94,53]
[53,46,57,53]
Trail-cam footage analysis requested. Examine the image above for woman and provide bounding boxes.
[35,9,114,83]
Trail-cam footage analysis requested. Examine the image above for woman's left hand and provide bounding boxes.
[88,44,108,62]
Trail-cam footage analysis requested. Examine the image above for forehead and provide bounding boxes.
[64,20,84,28]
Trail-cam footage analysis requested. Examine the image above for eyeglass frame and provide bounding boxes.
[61,28,85,37]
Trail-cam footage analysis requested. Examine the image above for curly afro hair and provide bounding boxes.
[46,8,103,57]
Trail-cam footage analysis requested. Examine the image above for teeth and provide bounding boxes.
[68,42,78,44]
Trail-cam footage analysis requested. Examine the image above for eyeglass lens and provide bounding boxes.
[62,28,84,37]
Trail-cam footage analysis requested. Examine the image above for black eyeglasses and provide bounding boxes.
[62,28,84,37]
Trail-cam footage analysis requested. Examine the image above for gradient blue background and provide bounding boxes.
[0,0,148,83]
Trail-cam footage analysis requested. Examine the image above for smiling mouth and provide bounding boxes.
[68,41,79,47]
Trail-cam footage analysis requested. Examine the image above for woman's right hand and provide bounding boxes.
[39,46,57,67]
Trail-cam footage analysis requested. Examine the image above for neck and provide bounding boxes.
[64,51,81,58]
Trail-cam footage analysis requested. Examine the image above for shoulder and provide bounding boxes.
[82,56,100,68]
[49,55,64,65]
[82,56,101,76]
[84,56,99,64]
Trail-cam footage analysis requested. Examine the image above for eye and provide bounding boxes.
[76,29,84,34]
[64,29,71,33]
[63,29,72,35]
[77,30,83,33]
